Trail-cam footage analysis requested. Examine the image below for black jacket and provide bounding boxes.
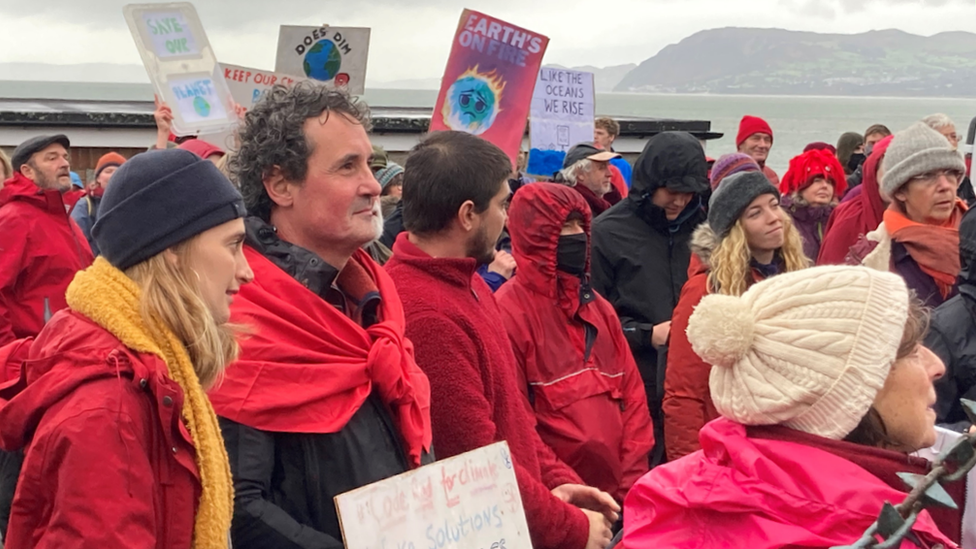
[925,208,976,430]
[380,201,404,249]
[220,218,431,549]
[590,132,708,461]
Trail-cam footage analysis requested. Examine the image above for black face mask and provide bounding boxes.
[556,233,588,275]
[848,152,867,172]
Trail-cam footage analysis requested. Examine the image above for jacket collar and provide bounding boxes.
[244,216,340,298]
[0,173,69,215]
[391,232,479,291]
[629,193,704,236]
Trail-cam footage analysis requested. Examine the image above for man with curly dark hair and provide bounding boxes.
[209,81,434,549]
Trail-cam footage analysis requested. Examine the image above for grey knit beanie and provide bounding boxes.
[707,171,780,236]
[880,122,965,200]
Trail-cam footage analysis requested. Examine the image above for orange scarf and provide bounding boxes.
[884,199,968,298]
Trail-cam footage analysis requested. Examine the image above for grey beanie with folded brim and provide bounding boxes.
[881,122,966,201]
[707,171,780,237]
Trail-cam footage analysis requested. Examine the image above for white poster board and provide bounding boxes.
[335,442,532,549]
[220,63,306,112]
[527,67,595,177]
[123,3,237,136]
[275,25,370,96]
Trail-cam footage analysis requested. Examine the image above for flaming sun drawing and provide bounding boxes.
[442,66,506,135]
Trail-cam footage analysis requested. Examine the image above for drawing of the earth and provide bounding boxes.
[192,96,211,117]
[441,68,505,135]
[303,40,343,81]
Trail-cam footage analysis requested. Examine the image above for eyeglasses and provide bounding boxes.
[908,170,964,186]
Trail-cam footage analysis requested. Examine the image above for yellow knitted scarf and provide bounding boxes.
[66,257,233,549]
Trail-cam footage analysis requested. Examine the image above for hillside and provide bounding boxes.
[614,28,976,97]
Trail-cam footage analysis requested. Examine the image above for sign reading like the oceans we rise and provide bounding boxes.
[334,442,530,549]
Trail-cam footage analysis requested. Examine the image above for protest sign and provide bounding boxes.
[124,3,237,136]
[220,63,305,111]
[527,67,595,177]
[275,26,370,96]
[430,10,549,163]
[335,442,530,549]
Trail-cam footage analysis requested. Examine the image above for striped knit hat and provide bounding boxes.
[376,162,405,190]
[710,153,760,190]
[688,265,910,440]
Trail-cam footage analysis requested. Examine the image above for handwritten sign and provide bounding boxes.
[527,67,595,177]
[430,10,549,165]
[275,25,370,96]
[124,3,238,136]
[142,11,199,58]
[220,63,305,112]
[335,442,531,549]
[168,75,228,123]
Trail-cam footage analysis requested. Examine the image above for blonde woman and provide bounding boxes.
[0,149,253,549]
[662,171,809,461]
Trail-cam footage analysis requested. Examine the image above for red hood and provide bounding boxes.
[0,311,151,452]
[624,418,956,548]
[507,183,591,305]
[0,173,66,213]
[177,138,224,159]
[860,135,894,233]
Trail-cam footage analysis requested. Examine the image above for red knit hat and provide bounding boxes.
[736,115,774,147]
[95,152,126,179]
[780,149,847,197]
[177,138,225,160]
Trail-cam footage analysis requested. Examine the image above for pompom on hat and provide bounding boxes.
[688,265,911,440]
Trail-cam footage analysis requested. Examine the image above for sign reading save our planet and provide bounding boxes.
[275,25,371,96]
[123,3,238,136]
[334,442,531,549]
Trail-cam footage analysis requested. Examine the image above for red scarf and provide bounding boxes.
[885,200,967,298]
[208,246,432,467]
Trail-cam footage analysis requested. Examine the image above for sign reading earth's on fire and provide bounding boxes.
[274,25,371,96]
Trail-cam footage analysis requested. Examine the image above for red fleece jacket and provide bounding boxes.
[386,234,589,549]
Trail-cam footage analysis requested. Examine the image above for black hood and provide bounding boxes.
[959,207,976,284]
[630,132,710,197]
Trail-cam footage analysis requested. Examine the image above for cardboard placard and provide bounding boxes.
[220,63,306,112]
[124,3,237,136]
[275,25,370,96]
[334,442,531,549]
[527,67,595,177]
[430,10,549,164]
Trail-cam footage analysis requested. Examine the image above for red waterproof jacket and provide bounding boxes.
[663,224,769,461]
[0,310,200,549]
[624,419,957,548]
[496,183,654,503]
[0,174,93,344]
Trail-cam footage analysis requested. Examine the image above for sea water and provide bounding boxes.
[362,88,976,174]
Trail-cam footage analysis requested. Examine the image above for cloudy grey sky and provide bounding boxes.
[1,0,973,84]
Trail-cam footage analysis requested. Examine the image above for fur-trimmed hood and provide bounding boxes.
[690,222,720,272]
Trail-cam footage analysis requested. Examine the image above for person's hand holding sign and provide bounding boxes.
[153,95,174,150]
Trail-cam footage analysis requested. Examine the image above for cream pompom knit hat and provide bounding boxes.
[689,265,910,440]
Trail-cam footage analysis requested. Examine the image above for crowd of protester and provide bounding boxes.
[0,80,973,548]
